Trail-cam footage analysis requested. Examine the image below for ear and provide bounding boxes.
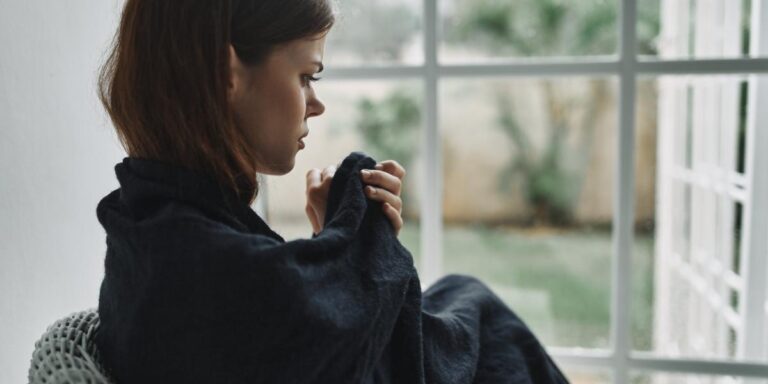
[227,44,243,101]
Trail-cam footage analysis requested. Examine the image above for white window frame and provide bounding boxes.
[282,0,768,382]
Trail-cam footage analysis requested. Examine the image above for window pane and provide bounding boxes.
[324,0,423,66]
[264,80,423,271]
[440,0,618,62]
[632,75,766,362]
[632,371,768,384]
[560,367,612,384]
[638,0,762,59]
[440,77,618,349]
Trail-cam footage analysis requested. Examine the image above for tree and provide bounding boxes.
[355,89,421,218]
[446,0,658,226]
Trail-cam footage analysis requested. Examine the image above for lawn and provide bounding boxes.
[397,223,655,350]
[274,218,656,351]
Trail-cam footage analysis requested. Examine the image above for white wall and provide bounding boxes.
[0,1,124,382]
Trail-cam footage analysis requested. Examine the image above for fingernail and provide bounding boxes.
[367,186,376,194]
[361,170,371,178]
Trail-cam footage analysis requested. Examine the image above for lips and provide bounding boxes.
[298,131,308,149]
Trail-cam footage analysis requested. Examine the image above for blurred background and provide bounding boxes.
[1,1,767,383]
[264,0,768,383]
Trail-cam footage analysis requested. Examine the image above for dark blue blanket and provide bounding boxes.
[95,151,569,383]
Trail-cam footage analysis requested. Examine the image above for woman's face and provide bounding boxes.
[227,33,327,175]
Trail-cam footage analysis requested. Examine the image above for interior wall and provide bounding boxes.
[0,1,124,382]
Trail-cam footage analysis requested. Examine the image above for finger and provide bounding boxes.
[306,168,322,191]
[305,204,321,233]
[375,160,406,179]
[382,202,403,235]
[360,169,402,196]
[321,165,336,180]
[320,168,336,191]
[306,168,329,207]
[364,186,402,212]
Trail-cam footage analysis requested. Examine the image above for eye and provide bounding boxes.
[301,74,322,87]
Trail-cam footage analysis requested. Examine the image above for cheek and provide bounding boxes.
[237,78,307,146]
[269,84,306,122]
[289,87,308,119]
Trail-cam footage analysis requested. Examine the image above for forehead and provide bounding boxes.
[276,34,327,63]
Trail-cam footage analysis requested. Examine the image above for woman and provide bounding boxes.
[94,0,569,383]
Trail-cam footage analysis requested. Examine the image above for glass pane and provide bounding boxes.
[638,0,763,59]
[632,371,768,384]
[632,76,659,352]
[440,77,618,349]
[632,75,766,362]
[264,80,423,272]
[561,367,612,384]
[325,0,423,66]
[440,0,618,62]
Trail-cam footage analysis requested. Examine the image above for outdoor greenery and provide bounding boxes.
[398,224,655,349]
[336,0,663,349]
[445,0,659,226]
[355,89,421,216]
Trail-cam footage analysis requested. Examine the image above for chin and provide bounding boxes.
[258,159,295,176]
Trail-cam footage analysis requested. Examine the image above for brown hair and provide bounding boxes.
[97,0,334,205]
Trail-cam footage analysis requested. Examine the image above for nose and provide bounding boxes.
[306,94,325,119]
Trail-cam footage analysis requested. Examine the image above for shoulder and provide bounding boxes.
[144,201,279,245]
[104,199,282,260]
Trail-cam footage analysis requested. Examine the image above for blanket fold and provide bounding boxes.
[95,151,568,384]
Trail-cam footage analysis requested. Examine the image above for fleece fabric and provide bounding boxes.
[95,151,569,384]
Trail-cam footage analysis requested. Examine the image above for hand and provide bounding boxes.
[360,160,406,236]
[305,165,337,236]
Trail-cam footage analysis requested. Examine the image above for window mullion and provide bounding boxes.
[321,58,768,81]
[739,0,768,363]
[612,0,639,383]
[419,0,442,288]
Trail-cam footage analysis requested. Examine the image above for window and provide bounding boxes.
[259,1,768,382]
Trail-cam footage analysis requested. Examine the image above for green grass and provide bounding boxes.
[397,223,655,350]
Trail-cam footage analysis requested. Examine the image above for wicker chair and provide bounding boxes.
[28,309,115,384]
